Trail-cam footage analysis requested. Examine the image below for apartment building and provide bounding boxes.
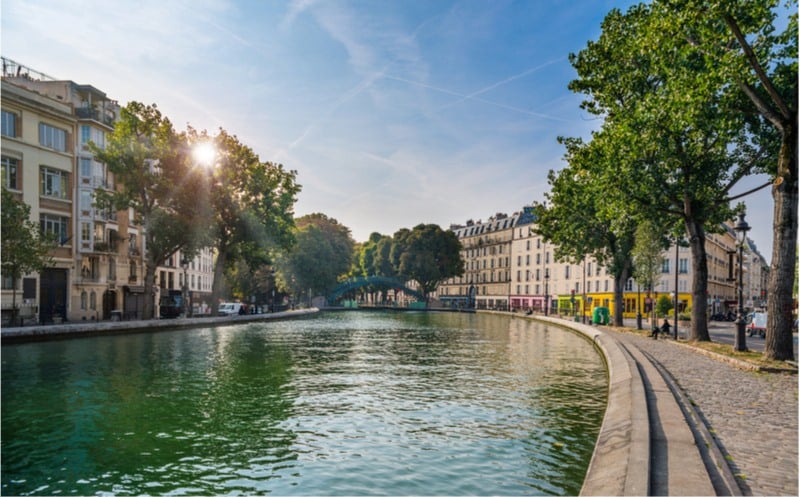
[1,59,214,323]
[438,205,767,321]
[440,212,520,310]
[1,76,76,323]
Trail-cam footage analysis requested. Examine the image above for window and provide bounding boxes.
[81,222,91,242]
[1,110,18,137]
[90,290,97,310]
[2,275,14,290]
[80,158,92,177]
[565,266,571,279]
[679,258,688,274]
[80,190,93,212]
[39,123,68,152]
[81,125,91,145]
[81,291,88,309]
[109,257,116,281]
[40,214,69,243]
[41,167,69,199]
[1,156,20,190]
[662,260,671,273]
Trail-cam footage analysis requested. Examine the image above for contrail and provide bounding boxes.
[383,73,570,122]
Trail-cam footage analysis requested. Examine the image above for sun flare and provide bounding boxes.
[192,142,217,168]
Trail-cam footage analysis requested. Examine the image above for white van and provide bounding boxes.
[218,302,245,316]
[747,312,767,338]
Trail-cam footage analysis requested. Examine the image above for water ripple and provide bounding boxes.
[2,312,606,496]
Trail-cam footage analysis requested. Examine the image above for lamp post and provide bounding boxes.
[544,268,550,316]
[673,237,680,340]
[181,256,190,318]
[733,213,750,352]
[582,258,587,324]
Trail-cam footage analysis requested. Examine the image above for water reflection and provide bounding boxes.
[2,312,606,496]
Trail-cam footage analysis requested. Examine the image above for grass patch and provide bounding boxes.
[688,340,794,370]
[614,325,797,372]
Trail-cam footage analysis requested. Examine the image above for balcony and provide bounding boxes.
[94,241,119,253]
[76,107,116,126]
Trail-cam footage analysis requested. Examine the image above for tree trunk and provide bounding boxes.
[613,260,632,327]
[143,263,157,320]
[10,276,18,327]
[764,123,798,361]
[686,220,711,341]
[210,246,227,317]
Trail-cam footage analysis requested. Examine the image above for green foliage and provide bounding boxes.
[390,224,464,299]
[197,127,300,312]
[533,132,638,326]
[92,102,208,318]
[565,0,795,340]
[1,189,56,322]
[656,294,674,318]
[632,221,668,293]
[274,213,354,300]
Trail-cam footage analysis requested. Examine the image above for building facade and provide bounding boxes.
[2,76,76,323]
[1,59,214,324]
[438,206,767,322]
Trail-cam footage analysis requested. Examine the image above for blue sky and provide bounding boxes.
[1,0,775,258]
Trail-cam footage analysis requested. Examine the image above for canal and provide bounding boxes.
[2,311,607,496]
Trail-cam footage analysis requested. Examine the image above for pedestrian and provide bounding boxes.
[650,323,660,339]
[661,318,671,338]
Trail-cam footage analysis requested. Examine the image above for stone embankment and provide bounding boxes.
[0,308,319,342]
[529,314,797,497]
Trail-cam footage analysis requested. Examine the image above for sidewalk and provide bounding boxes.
[611,328,798,496]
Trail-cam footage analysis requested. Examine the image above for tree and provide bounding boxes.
[199,128,300,315]
[274,214,354,302]
[647,0,797,361]
[355,232,393,302]
[568,3,777,341]
[92,102,208,319]
[1,189,55,325]
[390,224,464,300]
[534,135,638,327]
[656,294,674,318]
[632,220,668,326]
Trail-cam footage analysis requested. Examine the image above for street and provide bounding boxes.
[623,318,799,358]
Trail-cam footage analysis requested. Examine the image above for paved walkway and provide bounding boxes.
[612,328,798,496]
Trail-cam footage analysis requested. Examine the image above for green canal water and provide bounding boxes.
[2,311,607,495]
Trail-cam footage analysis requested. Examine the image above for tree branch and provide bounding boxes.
[725,180,773,202]
[722,12,792,121]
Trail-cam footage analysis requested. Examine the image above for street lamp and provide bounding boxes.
[544,268,550,316]
[733,213,750,352]
[181,256,191,318]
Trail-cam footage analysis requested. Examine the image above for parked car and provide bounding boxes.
[159,290,184,319]
[747,312,767,338]
[218,302,245,316]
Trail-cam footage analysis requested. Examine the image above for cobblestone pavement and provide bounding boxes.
[612,329,798,496]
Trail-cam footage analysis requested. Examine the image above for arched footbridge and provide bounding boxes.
[328,276,426,303]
